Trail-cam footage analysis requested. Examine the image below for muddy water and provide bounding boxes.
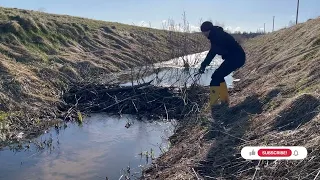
[0,114,175,180]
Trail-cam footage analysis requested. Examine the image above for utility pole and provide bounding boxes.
[272,16,275,32]
[296,0,300,24]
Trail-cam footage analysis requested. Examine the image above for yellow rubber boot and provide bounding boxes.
[219,82,229,104]
[209,86,220,107]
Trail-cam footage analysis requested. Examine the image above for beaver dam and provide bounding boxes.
[60,80,207,121]
[59,52,231,121]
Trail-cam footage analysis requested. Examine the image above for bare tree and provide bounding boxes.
[38,7,46,12]
[288,20,296,27]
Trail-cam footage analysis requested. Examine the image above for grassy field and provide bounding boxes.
[0,6,209,144]
[142,17,320,180]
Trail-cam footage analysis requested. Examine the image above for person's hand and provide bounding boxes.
[194,67,204,77]
[198,67,205,74]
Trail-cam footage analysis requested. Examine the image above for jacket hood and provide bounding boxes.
[207,26,224,39]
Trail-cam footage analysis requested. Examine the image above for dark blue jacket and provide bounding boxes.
[200,26,245,69]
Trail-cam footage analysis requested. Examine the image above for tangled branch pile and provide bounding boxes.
[60,81,208,120]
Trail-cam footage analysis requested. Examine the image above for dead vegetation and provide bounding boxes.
[61,81,207,121]
[142,17,320,180]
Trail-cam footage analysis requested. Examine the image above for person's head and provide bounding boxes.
[200,21,214,37]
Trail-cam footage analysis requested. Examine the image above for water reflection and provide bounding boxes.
[121,67,234,88]
[121,52,234,88]
[0,114,175,180]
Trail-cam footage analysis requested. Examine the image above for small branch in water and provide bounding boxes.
[164,103,169,121]
[131,100,138,113]
[64,95,82,121]
[192,167,201,180]
[314,169,320,180]
[118,175,123,180]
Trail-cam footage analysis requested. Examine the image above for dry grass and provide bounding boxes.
[142,17,320,180]
[142,116,213,180]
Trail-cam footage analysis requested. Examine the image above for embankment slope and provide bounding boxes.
[143,17,320,179]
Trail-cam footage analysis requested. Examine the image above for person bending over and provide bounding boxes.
[198,21,246,108]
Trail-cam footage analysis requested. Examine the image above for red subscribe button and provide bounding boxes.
[258,149,292,157]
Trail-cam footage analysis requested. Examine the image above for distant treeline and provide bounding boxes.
[191,30,264,44]
[231,31,265,43]
[232,31,265,39]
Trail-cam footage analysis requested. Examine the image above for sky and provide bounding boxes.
[1,0,320,33]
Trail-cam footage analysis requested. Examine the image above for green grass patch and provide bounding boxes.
[302,50,317,61]
[298,84,319,95]
[264,99,282,111]
[312,37,320,47]
[198,115,211,129]
[0,111,9,121]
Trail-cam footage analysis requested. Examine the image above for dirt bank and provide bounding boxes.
[142,18,320,179]
[0,7,209,146]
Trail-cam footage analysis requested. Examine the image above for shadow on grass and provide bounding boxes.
[272,94,319,131]
[195,94,266,179]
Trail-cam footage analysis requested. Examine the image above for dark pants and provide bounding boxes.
[210,51,245,86]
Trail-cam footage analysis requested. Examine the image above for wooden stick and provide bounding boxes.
[314,169,320,180]
[164,103,169,121]
[192,168,201,180]
[65,80,153,97]
[132,100,138,113]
